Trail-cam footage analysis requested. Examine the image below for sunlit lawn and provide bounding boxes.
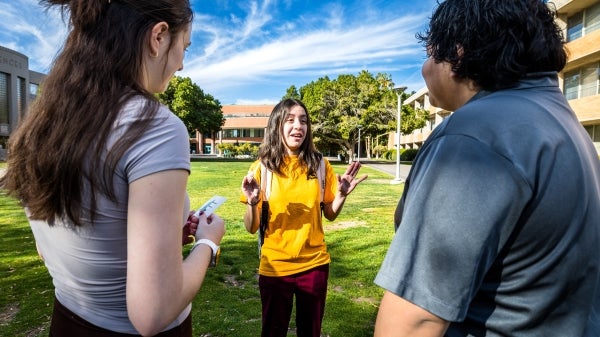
[0,158,403,337]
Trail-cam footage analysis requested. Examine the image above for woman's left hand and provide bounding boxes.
[182,211,199,245]
[337,161,368,196]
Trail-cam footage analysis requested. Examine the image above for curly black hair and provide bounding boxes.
[417,0,567,91]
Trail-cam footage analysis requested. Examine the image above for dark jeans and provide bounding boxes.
[259,264,329,337]
[49,297,192,337]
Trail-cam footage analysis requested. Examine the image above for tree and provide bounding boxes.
[282,85,300,100]
[157,76,224,136]
[295,70,428,162]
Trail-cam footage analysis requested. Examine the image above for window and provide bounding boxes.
[585,125,600,143]
[567,3,600,41]
[252,128,264,138]
[581,66,599,97]
[29,83,38,96]
[429,116,436,131]
[18,77,26,118]
[223,129,239,138]
[564,70,580,100]
[568,12,583,41]
[0,72,8,124]
[586,2,600,35]
[564,63,599,100]
[223,128,265,138]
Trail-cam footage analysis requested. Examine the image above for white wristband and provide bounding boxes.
[191,239,220,267]
[192,238,218,253]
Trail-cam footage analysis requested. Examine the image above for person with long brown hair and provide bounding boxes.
[0,1,225,336]
[240,98,367,337]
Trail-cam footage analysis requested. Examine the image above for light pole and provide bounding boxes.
[357,125,362,162]
[391,86,407,184]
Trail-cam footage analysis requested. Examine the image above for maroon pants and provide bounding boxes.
[49,297,192,337]
[259,264,329,337]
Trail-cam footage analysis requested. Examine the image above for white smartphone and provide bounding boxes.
[194,195,227,217]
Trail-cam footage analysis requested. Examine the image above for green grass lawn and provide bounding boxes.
[0,159,403,337]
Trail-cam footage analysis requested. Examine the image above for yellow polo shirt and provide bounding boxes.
[241,156,336,276]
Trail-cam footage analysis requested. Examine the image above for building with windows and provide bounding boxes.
[191,104,273,155]
[557,0,600,152]
[393,0,600,154]
[0,46,45,156]
[392,87,450,150]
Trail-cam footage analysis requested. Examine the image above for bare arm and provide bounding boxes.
[126,169,225,336]
[374,291,449,337]
[323,161,368,221]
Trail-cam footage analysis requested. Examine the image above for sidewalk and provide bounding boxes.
[359,160,411,181]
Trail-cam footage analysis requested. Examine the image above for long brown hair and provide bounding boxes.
[0,0,193,226]
[258,98,322,178]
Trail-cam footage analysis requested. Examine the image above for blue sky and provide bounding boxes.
[0,0,437,105]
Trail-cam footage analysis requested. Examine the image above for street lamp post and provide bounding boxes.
[357,125,362,162]
[391,86,407,184]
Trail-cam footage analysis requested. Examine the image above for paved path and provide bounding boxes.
[360,160,412,181]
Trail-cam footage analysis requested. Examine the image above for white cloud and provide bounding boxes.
[1,0,433,103]
[183,14,426,93]
[0,1,68,72]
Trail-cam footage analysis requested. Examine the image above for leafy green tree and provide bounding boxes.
[296,70,427,161]
[157,76,224,136]
[282,85,301,100]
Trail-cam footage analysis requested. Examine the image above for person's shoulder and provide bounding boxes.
[249,159,262,173]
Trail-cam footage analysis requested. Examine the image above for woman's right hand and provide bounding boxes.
[241,172,260,204]
[193,212,225,245]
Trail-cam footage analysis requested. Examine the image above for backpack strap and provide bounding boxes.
[258,163,270,258]
[260,163,272,201]
[317,156,325,203]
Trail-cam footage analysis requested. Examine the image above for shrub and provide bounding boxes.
[401,149,419,161]
[383,149,396,161]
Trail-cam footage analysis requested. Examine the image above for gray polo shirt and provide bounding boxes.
[375,72,600,336]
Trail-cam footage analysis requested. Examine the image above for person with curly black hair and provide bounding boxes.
[374,1,600,336]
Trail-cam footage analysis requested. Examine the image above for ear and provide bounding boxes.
[449,44,464,79]
[148,22,170,58]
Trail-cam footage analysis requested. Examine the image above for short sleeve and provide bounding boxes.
[119,104,190,183]
[323,158,337,204]
[375,134,531,321]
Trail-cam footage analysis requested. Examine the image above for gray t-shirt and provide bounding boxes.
[29,97,191,334]
[375,72,600,336]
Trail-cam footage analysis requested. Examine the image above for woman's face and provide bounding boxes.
[282,105,308,155]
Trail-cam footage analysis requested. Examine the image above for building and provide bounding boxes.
[556,0,600,153]
[0,44,272,158]
[393,0,600,154]
[191,104,273,155]
[0,45,45,156]
[392,87,450,150]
